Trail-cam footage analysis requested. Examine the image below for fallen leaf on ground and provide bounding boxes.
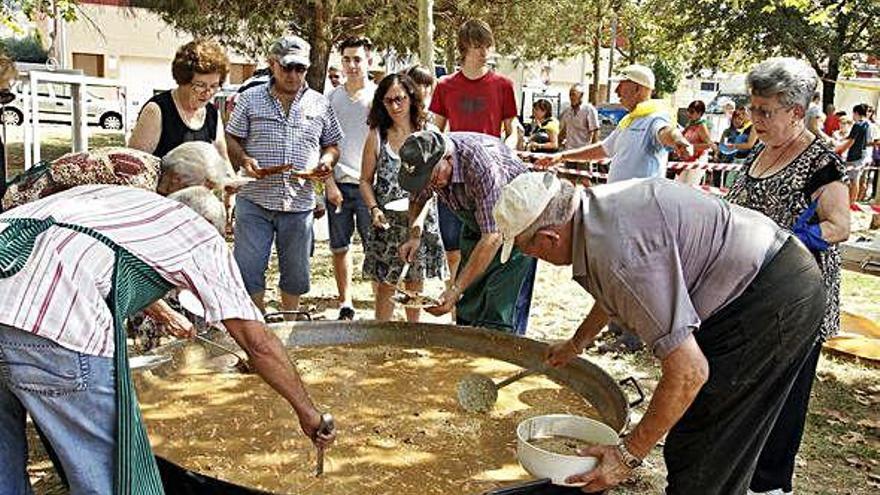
[819,408,851,425]
[846,456,867,469]
[857,419,880,430]
[840,431,866,444]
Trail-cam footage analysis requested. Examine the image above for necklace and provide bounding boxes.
[751,128,807,178]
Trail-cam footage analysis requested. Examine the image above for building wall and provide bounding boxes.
[60,4,255,91]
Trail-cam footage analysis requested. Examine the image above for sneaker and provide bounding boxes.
[338,306,355,320]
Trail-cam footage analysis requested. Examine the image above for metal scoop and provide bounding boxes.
[178,290,253,373]
[456,368,540,412]
[315,412,335,476]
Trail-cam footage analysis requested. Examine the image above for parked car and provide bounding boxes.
[2,81,125,130]
[214,68,271,122]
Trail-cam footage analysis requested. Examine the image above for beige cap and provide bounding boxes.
[493,172,562,264]
[616,64,655,90]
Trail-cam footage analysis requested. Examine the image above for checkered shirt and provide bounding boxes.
[227,82,343,212]
[432,132,528,233]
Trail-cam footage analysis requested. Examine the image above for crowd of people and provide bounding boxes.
[0,15,868,495]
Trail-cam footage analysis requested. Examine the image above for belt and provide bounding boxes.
[761,229,791,270]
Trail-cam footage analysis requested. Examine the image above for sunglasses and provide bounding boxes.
[383,94,409,107]
[279,62,308,73]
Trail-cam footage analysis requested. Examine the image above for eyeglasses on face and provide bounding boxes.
[383,94,409,107]
[191,81,221,94]
[748,104,791,121]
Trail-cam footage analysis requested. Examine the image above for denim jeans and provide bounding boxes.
[0,324,115,495]
[233,196,314,296]
[327,182,370,254]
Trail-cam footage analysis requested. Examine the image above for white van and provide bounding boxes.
[2,81,125,130]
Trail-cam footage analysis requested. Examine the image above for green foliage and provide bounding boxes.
[658,0,879,75]
[1,34,48,62]
[649,57,682,97]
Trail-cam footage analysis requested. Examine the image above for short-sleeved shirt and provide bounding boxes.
[226,82,343,212]
[429,71,517,137]
[328,82,375,184]
[846,121,869,163]
[431,132,527,233]
[0,185,263,358]
[601,113,671,182]
[560,103,600,149]
[571,178,782,359]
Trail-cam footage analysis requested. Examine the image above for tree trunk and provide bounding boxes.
[591,26,602,105]
[445,24,457,74]
[418,0,435,70]
[823,55,840,110]
[307,0,337,93]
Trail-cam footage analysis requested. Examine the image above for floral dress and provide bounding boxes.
[727,138,847,340]
[363,133,448,284]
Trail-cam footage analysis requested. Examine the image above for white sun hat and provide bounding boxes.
[493,171,562,264]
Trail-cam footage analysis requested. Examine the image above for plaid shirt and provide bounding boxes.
[432,132,527,233]
[226,82,342,212]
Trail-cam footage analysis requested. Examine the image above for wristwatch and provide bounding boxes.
[616,439,643,469]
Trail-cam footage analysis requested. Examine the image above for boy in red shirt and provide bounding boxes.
[429,19,519,293]
[430,20,517,139]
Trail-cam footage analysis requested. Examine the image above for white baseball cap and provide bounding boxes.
[615,64,655,90]
[493,172,562,264]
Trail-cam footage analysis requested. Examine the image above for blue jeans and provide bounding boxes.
[327,183,370,254]
[0,324,115,494]
[437,202,462,251]
[233,197,314,296]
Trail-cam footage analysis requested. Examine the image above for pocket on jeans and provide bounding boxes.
[0,342,88,395]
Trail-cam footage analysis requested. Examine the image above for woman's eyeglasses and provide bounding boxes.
[191,81,221,94]
[383,95,409,107]
[748,105,791,121]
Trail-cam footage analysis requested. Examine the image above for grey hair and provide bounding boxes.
[520,180,579,241]
[746,57,818,111]
[167,186,226,234]
[161,142,229,189]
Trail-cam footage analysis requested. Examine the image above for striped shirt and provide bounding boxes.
[0,185,263,358]
[227,82,343,212]
[433,132,528,233]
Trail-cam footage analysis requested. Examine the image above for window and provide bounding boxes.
[700,81,719,92]
[72,53,105,77]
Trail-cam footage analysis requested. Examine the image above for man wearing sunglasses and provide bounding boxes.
[226,35,342,316]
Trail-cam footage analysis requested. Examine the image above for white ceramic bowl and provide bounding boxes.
[516,414,619,486]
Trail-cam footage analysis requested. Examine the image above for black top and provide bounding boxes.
[144,90,218,158]
[846,120,869,162]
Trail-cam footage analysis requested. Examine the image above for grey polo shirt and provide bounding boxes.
[572,178,782,358]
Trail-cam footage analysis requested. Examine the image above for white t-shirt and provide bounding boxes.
[328,82,376,184]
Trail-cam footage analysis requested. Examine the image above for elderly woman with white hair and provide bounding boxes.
[726,57,850,495]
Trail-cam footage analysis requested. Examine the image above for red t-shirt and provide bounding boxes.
[429,70,517,137]
[824,113,840,136]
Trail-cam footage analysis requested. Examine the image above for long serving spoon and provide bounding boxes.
[315,413,335,477]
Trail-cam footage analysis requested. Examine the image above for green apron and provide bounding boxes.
[0,217,171,495]
[455,211,533,332]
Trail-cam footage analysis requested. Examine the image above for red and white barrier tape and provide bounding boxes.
[668,161,743,171]
[850,203,880,214]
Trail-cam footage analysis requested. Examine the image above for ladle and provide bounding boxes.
[456,368,541,412]
[178,290,253,373]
